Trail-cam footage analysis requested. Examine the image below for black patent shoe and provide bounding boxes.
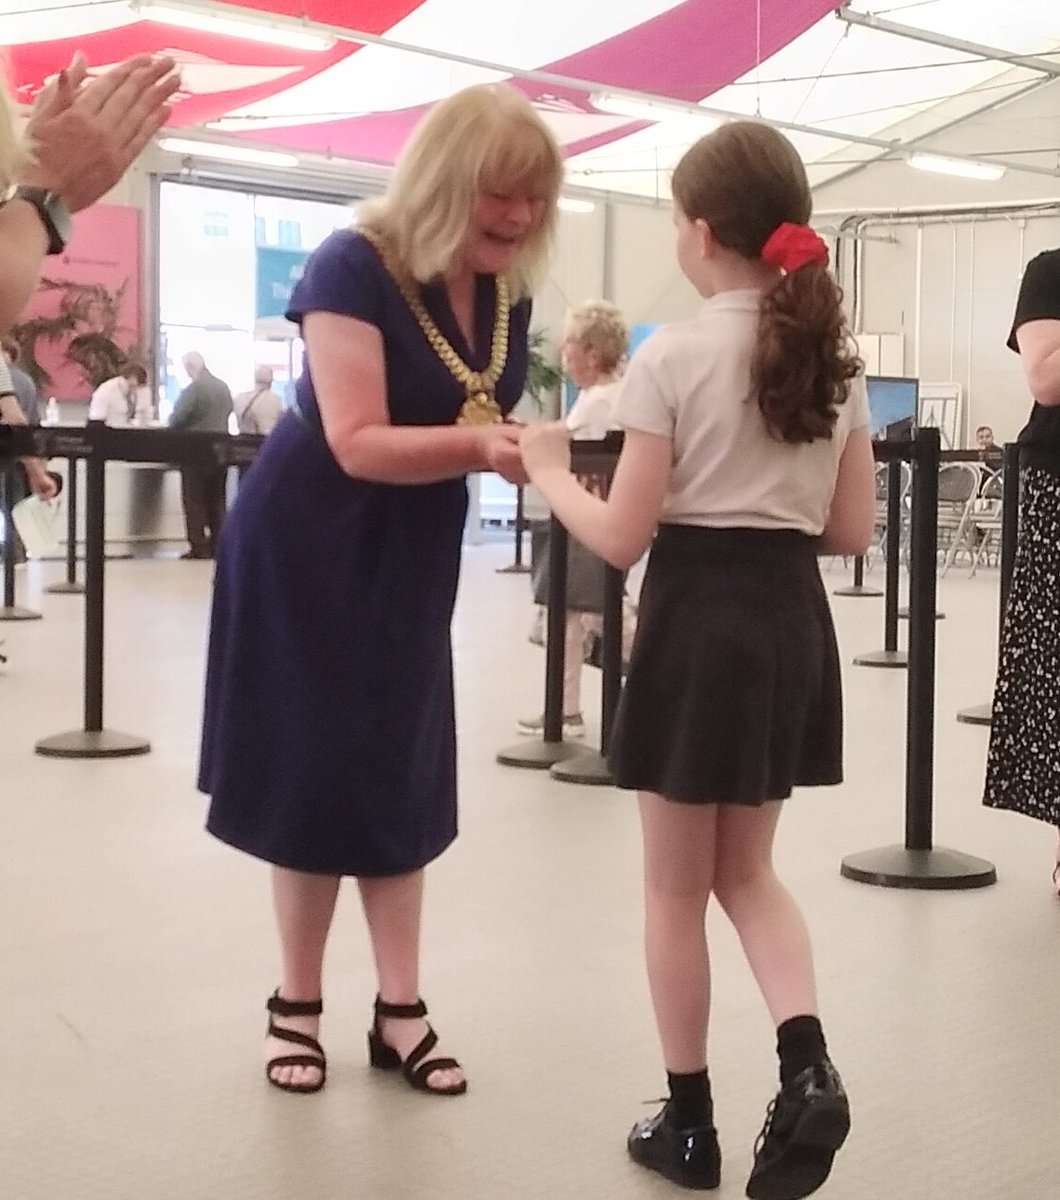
[627,1101,721,1190]
[746,1061,850,1200]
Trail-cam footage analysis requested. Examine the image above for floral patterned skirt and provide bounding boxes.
[984,466,1060,826]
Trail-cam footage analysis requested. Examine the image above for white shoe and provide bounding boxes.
[517,712,585,738]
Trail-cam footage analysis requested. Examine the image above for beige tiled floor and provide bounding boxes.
[2,545,1058,1200]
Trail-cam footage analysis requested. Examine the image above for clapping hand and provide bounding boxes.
[23,52,181,212]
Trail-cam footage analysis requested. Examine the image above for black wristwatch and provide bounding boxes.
[11,186,72,255]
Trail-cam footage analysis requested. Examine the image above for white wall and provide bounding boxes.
[813,79,1060,215]
[835,209,1060,446]
[810,80,1060,447]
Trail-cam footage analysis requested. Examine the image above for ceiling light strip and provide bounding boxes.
[158,136,300,168]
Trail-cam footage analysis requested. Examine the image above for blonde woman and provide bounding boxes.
[199,85,564,1097]
[521,300,629,735]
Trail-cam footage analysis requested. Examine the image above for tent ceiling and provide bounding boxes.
[4,1,1059,200]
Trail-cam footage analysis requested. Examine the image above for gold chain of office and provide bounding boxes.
[359,227,509,426]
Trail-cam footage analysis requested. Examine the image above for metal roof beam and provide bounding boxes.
[836,5,1060,78]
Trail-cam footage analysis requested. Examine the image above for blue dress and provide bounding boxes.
[199,231,530,876]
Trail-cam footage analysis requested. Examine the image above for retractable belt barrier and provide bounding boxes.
[496,484,531,576]
[841,427,995,889]
[497,432,624,781]
[0,421,1005,882]
[1,422,263,759]
[852,458,906,669]
[47,455,86,596]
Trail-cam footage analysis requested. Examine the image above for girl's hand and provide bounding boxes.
[520,421,571,479]
[480,423,529,485]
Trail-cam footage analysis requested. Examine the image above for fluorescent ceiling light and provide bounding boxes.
[558,197,595,214]
[134,2,337,51]
[590,92,720,129]
[159,137,300,168]
[907,153,1005,182]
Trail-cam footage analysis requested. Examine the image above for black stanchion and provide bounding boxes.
[496,484,531,575]
[854,459,907,669]
[496,514,582,769]
[550,560,624,785]
[36,452,150,759]
[832,553,882,598]
[841,427,996,890]
[46,455,85,595]
[956,442,1021,726]
[0,465,42,621]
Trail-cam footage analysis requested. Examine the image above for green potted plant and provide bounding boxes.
[525,327,562,417]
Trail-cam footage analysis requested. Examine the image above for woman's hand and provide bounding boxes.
[480,423,528,485]
[22,53,180,212]
[520,421,571,480]
[25,460,59,501]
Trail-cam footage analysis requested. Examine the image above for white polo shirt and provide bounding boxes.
[565,379,622,440]
[611,289,870,536]
[89,377,153,426]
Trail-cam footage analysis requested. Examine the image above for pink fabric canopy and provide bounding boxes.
[7,1,837,167]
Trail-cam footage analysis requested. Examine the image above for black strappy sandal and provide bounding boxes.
[265,990,326,1094]
[367,996,467,1096]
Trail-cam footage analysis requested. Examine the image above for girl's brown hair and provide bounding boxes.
[671,121,861,444]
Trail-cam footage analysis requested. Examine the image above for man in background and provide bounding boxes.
[1,339,44,563]
[2,338,39,426]
[233,365,284,437]
[975,423,1003,466]
[169,351,232,560]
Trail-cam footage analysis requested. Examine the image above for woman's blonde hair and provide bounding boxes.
[566,300,628,372]
[358,84,564,296]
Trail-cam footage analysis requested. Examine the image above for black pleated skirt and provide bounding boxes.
[608,525,843,804]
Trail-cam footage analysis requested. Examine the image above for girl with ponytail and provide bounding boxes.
[522,121,875,1200]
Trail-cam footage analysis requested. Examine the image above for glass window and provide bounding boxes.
[157,182,354,415]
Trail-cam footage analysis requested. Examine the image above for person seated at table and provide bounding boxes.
[975,424,1002,465]
[88,363,152,426]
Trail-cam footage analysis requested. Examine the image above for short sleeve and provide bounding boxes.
[286,230,386,329]
[1008,249,1060,351]
[844,374,871,431]
[610,335,676,438]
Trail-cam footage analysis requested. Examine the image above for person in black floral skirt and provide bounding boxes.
[984,247,1060,894]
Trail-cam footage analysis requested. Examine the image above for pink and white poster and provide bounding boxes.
[13,204,142,402]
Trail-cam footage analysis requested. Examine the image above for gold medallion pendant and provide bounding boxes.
[359,228,510,426]
[458,387,503,426]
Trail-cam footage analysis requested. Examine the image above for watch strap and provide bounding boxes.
[11,186,70,255]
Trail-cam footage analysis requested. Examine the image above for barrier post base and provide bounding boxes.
[46,581,85,595]
[36,729,151,759]
[956,702,993,726]
[550,751,614,786]
[496,739,584,770]
[840,845,996,890]
[832,585,882,598]
[0,605,42,621]
[898,606,945,621]
[495,563,531,575]
[852,649,908,669]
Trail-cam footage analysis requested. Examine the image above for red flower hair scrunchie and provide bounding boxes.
[761,223,829,273]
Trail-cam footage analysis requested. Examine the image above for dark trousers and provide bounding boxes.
[180,465,227,557]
